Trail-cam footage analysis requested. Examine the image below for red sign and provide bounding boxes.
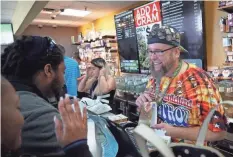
[134,1,161,27]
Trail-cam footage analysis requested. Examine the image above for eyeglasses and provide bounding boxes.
[45,36,57,56]
[148,46,177,55]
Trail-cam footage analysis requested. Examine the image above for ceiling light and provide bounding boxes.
[60,9,91,17]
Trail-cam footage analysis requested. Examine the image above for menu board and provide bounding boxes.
[114,10,139,73]
[114,1,206,73]
[134,1,162,74]
[160,1,205,68]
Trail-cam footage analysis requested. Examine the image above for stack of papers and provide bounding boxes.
[108,114,128,123]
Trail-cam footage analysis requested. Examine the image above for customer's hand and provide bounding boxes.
[99,68,107,77]
[77,75,86,81]
[136,90,155,110]
[86,67,92,78]
[54,96,87,147]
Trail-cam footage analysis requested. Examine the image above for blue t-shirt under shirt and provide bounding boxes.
[64,56,80,96]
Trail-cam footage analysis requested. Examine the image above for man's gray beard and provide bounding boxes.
[150,63,167,80]
[150,64,167,101]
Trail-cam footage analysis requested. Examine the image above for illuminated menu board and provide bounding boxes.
[160,1,205,68]
[114,10,140,73]
[114,1,206,72]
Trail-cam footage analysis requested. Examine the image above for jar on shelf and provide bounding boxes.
[216,81,226,93]
[219,17,226,32]
[225,81,233,98]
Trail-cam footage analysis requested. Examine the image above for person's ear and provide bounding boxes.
[44,64,54,78]
[174,48,181,59]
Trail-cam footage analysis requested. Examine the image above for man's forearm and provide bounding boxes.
[170,126,226,142]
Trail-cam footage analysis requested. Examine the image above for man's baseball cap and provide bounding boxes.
[147,25,188,53]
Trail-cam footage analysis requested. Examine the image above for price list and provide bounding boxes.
[161,1,184,31]
[114,10,140,73]
[160,1,205,64]
[115,10,136,40]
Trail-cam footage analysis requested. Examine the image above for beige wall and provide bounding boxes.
[204,1,227,70]
[22,25,77,56]
[77,1,147,36]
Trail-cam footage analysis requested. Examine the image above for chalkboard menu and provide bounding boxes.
[160,1,205,68]
[114,10,139,73]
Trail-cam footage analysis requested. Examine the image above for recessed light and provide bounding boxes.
[60,9,91,17]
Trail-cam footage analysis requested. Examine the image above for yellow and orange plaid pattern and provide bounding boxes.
[146,63,226,144]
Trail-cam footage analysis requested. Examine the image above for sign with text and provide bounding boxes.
[134,1,162,74]
[160,1,205,69]
[114,10,140,73]
[134,1,161,27]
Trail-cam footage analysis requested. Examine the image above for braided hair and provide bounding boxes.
[1,36,64,81]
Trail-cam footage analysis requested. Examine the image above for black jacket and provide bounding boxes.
[2,140,92,157]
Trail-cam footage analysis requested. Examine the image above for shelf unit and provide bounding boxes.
[218,4,233,66]
[223,62,233,66]
[73,35,120,76]
[72,35,116,45]
[218,4,233,13]
[216,77,233,81]
[112,95,139,123]
[211,3,233,102]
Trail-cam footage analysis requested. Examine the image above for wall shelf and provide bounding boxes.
[83,35,116,43]
[72,42,81,45]
[91,45,105,49]
[223,62,233,66]
[72,35,116,45]
[216,77,233,81]
[218,4,233,69]
[218,4,233,13]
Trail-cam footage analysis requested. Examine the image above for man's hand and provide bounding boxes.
[54,96,87,147]
[136,91,155,110]
[152,123,174,137]
[153,123,226,142]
